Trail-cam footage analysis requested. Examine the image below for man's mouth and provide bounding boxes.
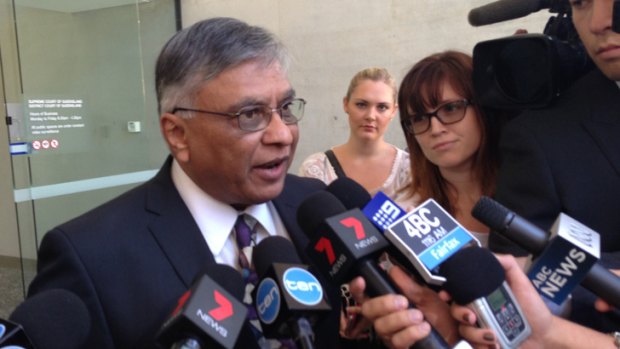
[257,157,287,169]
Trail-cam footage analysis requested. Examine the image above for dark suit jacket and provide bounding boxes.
[491,69,620,331]
[27,156,341,348]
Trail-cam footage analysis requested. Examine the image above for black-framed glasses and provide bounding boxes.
[401,99,470,135]
[171,98,306,132]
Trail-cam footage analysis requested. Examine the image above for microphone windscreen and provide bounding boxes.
[326,177,371,209]
[296,191,346,237]
[203,264,245,301]
[10,289,91,349]
[439,247,505,305]
[471,196,510,231]
[253,236,302,277]
[468,0,544,26]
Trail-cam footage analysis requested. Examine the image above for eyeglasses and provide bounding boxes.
[171,98,306,132]
[401,99,470,135]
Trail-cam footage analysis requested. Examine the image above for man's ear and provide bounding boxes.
[160,113,190,163]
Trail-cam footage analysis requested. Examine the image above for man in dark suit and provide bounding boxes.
[490,0,620,332]
[26,17,341,348]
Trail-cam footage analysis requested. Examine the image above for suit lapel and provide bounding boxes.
[581,72,620,177]
[273,175,313,263]
[146,157,215,288]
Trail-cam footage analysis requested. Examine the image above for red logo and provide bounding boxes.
[315,237,336,264]
[32,140,41,150]
[340,217,366,239]
[172,290,191,316]
[208,290,233,321]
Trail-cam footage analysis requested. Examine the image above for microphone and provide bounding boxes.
[472,196,620,309]
[297,190,452,349]
[0,318,31,349]
[527,213,600,305]
[325,178,418,274]
[326,177,479,286]
[325,177,406,232]
[2,288,91,349]
[252,236,331,349]
[440,247,532,349]
[156,264,247,349]
[468,0,549,26]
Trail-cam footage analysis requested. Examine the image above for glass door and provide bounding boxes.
[0,0,177,317]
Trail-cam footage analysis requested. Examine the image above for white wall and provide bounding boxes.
[181,0,552,171]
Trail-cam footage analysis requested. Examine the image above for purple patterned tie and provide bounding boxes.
[234,215,297,349]
[234,215,259,318]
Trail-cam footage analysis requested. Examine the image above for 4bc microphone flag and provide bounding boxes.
[385,198,479,286]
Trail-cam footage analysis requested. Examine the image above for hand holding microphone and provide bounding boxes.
[445,253,617,349]
[324,178,531,348]
[472,196,620,309]
[348,263,462,349]
[325,177,463,344]
[438,247,531,349]
[297,190,454,349]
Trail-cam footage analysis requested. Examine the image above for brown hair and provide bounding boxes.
[397,50,498,214]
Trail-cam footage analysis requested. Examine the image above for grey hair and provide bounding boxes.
[155,17,290,114]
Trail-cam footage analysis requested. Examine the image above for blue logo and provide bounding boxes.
[283,267,323,306]
[256,278,280,324]
[363,192,405,231]
[0,323,5,338]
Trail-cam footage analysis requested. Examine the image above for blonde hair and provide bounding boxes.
[345,67,397,103]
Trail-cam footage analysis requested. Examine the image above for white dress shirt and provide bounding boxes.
[170,159,291,270]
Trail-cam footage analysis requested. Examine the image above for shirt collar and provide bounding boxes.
[170,159,278,258]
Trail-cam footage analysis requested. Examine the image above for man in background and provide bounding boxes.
[491,0,620,332]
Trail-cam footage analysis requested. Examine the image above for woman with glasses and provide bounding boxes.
[346,51,502,349]
[395,50,500,247]
[298,67,410,198]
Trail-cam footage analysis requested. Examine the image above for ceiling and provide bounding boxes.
[15,0,152,13]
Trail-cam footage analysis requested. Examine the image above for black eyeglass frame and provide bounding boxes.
[171,98,306,132]
[401,99,471,135]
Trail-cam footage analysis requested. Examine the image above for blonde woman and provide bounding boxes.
[299,67,410,198]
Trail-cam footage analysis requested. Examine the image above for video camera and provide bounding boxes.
[469,0,619,110]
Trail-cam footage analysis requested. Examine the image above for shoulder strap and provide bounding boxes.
[324,149,346,178]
